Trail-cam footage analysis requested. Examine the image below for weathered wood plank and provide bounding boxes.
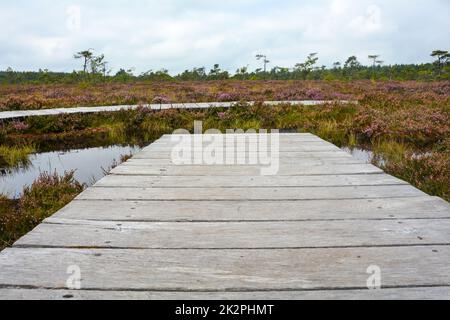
[133,151,354,159]
[2,287,449,300]
[50,197,450,222]
[94,174,405,188]
[16,218,450,249]
[123,158,365,166]
[110,164,383,175]
[158,133,319,139]
[145,141,337,149]
[142,145,341,152]
[0,102,354,120]
[0,247,449,290]
[151,136,327,145]
[1,132,449,300]
[159,133,318,137]
[143,136,341,150]
[76,185,425,201]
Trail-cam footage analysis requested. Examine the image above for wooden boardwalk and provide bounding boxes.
[0,133,449,300]
[0,100,355,120]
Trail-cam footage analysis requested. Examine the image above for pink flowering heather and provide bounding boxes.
[152,95,170,104]
[217,93,234,102]
[217,112,228,120]
[11,121,29,131]
[305,88,325,100]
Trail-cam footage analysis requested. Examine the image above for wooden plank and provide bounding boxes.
[110,164,383,175]
[76,185,425,201]
[145,140,337,148]
[123,158,365,166]
[2,287,450,300]
[149,141,329,148]
[151,134,344,154]
[15,218,450,249]
[152,135,326,143]
[0,247,449,291]
[159,133,318,137]
[144,137,341,150]
[94,174,406,188]
[157,134,323,141]
[133,151,355,159]
[142,145,341,152]
[50,197,450,222]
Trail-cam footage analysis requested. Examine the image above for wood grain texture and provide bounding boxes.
[0,133,449,300]
[94,173,406,188]
[50,197,450,222]
[133,150,355,159]
[2,287,450,300]
[0,247,449,291]
[15,218,450,249]
[76,185,425,201]
[123,158,365,166]
[110,164,383,176]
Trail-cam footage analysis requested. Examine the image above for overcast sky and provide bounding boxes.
[0,0,449,74]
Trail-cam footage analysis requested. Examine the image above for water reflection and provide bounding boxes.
[0,143,385,199]
[341,147,374,163]
[0,145,140,198]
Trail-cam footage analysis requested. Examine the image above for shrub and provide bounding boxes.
[19,171,85,221]
[0,171,84,250]
[375,151,449,202]
[217,93,234,102]
[152,95,170,104]
[11,121,29,131]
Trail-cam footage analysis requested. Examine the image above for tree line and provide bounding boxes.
[1,50,448,84]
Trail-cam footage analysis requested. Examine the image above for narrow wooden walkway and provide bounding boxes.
[0,133,449,300]
[0,100,354,120]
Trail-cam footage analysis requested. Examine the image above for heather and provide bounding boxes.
[0,80,449,111]
[0,87,447,203]
[0,171,84,250]
[373,145,449,201]
[1,82,448,150]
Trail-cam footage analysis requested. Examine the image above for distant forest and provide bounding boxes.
[1,50,449,84]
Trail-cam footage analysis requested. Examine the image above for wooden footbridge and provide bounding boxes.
[0,133,449,300]
[0,101,354,120]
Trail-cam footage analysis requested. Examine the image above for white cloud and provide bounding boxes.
[349,5,383,36]
[0,0,448,73]
[330,0,348,16]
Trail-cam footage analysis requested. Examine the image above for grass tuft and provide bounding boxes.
[0,144,36,167]
[372,140,408,163]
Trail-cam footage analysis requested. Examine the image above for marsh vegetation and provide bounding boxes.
[0,80,448,250]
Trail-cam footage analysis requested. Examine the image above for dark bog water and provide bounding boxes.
[0,145,141,198]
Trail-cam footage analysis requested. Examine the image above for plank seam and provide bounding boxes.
[44,217,450,223]
[11,243,450,250]
[109,173,385,177]
[74,196,427,202]
[1,284,449,293]
[91,184,408,189]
